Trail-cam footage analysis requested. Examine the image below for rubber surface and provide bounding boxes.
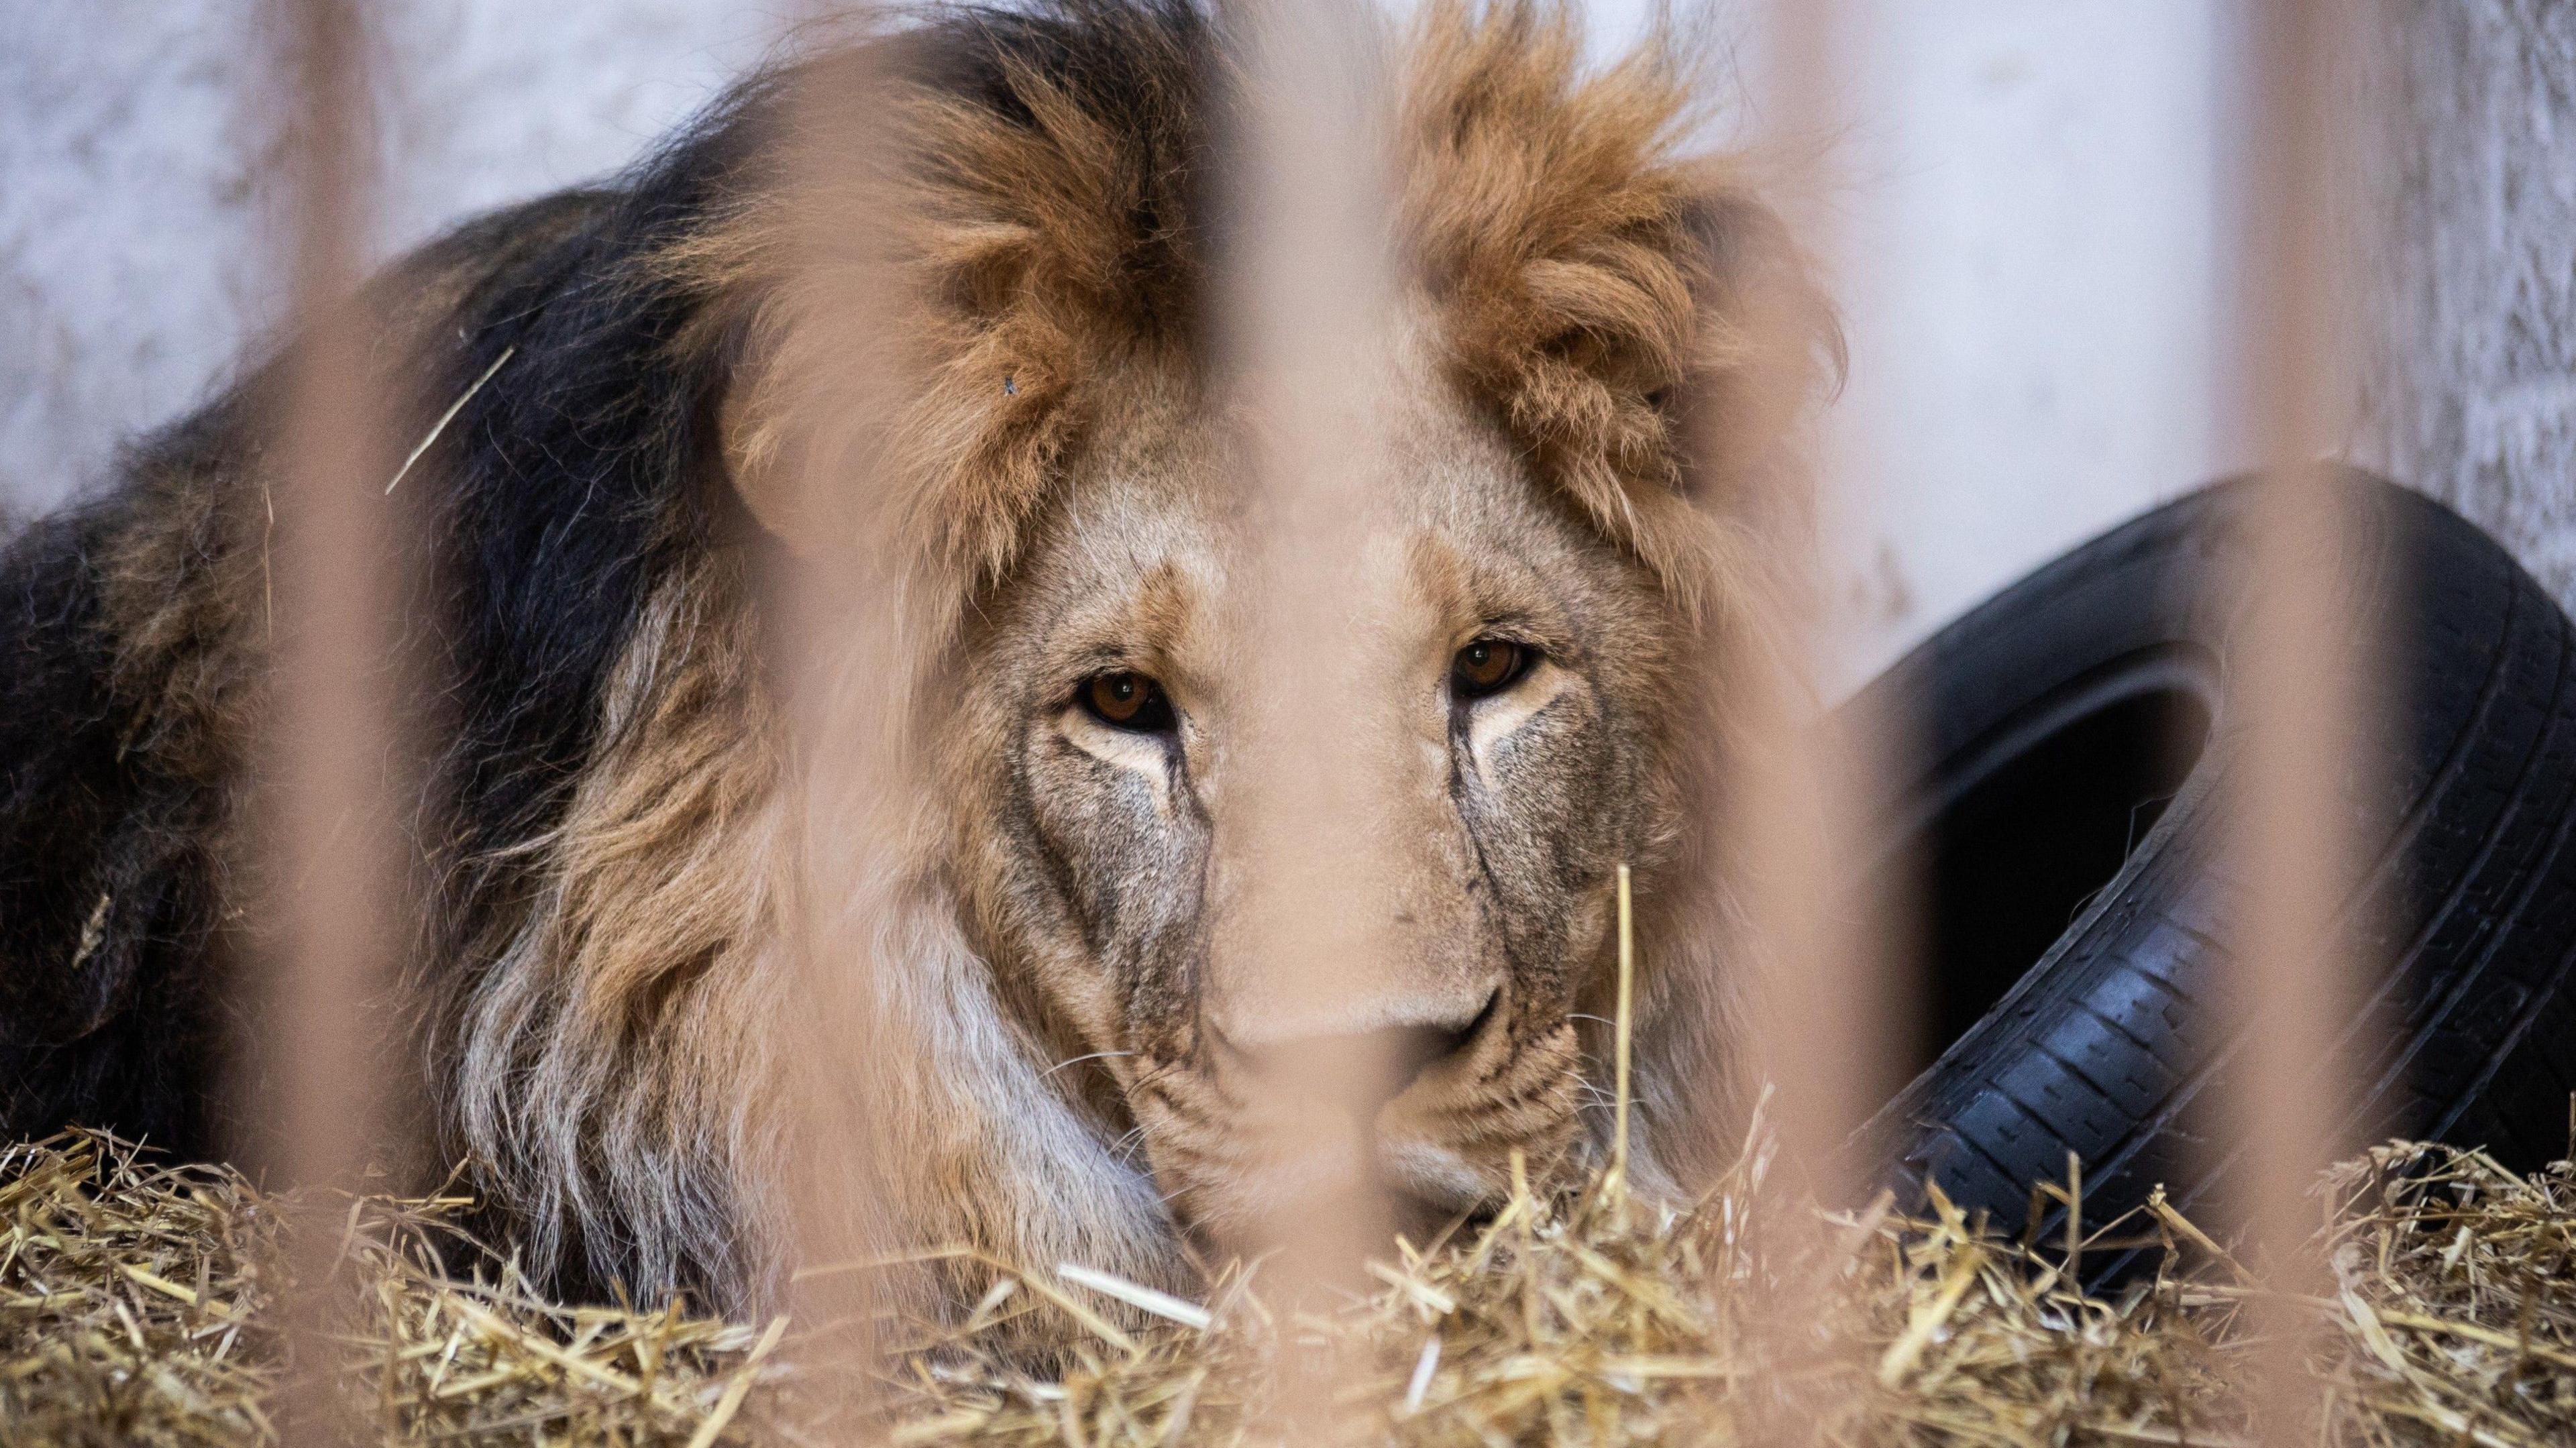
[1857,472,2576,1267]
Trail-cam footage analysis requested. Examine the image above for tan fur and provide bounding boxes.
[665,19,1201,603]
[1408,6,1711,593]
[452,549,790,1302]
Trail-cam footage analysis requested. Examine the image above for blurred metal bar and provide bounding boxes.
[755,30,908,1427]
[1705,1,1914,1435]
[772,555,904,1433]
[1723,0,1909,1235]
[2226,2,2368,1443]
[258,0,400,1441]
[1217,0,1408,1428]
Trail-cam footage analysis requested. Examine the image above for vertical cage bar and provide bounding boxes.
[2226,1,2369,1443]
[1210,0,1401,1283]
[1738,0,1911,1215]
[1216,0,1409,1429]
[1707,0,1910,1240]
[1697,1,1915,1435]
[754,29,912,1425]
[257,0,400,1440]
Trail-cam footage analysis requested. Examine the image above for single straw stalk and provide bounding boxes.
[1609,863,1637,1201]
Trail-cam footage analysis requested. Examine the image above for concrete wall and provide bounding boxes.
[2355,1,2576,612]
[1819,0,2226,680]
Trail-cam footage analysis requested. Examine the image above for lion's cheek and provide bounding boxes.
[1377,1019,1586,1186]
[1020,737,1206,987]
[1458,706,1625,988]
[1123,1074,1260,1244]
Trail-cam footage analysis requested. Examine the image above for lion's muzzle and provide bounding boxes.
[1134,974,1582,1254]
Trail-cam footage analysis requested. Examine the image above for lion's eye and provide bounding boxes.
[1451,639,1534,700]
[1081,672,1175,732]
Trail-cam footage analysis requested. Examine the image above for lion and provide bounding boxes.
[0,0,1829,1321]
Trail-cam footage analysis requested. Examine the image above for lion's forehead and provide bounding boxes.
[993,398,1636,672]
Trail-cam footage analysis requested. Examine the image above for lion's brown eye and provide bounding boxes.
[1081,672,1175,732]
[1452,639,1532,700]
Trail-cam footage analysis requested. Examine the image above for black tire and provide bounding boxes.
[1856,470,2576,1270]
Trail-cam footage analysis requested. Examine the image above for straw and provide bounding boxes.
[384,345,514,494]
[11,1117,2576,1445]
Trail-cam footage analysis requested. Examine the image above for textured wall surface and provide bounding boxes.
[1,5,281,517]
[2358,0,2576,613]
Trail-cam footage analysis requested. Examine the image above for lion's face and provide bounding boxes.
[949,342,1686,1247]
[666,0,1823,1308]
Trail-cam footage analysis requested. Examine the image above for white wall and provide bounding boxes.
[1820,1,2228,682]
[1,1,2235,689]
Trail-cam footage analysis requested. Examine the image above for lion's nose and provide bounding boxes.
[1229,987,1497,1115]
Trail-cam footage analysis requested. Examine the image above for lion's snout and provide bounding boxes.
[1211,1016,1486,1141]
[1141,977,1581,1253]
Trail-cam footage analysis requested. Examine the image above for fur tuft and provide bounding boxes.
[1404,0,1837,612]
[668,1,1211,602]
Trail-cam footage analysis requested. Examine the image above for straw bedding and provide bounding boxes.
[7,1125,2574,1447]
